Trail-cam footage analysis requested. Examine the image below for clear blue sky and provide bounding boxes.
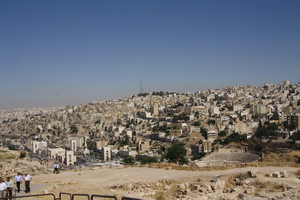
[0,0,299,109]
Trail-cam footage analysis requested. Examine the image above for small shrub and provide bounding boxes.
[156,194,167,200]
[122,155,134,165]
[234,172,251,181]
[272,183,285,192]
[19,151,26,158]
[224,176,235,188]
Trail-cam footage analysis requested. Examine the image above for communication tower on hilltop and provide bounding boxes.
[139,81,144,94]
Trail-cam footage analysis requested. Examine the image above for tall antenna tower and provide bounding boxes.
[139,81,144,94]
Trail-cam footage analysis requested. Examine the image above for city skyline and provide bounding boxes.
[1,0,300,109]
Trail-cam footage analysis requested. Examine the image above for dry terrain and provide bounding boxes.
[2,148,300,199]
[28,166,300,200]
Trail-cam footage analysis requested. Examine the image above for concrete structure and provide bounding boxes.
[101,147,111,161]
[203,152,260,163]
[191,145,202,155]
[234,120,248,134]
[137,140,151,152]
[207,130,217,140]
[210,106,220,115]
[288,114,300,129]
[65,150,76,165]
[32,141,47,154]
[76,136,89,148]
[70,139,77,152]
[203,141,212,153]
[151,103,159,116]
[48,148,65,160]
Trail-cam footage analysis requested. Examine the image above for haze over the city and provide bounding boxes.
[1,0,299,109]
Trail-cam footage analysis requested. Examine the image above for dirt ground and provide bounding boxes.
[27,166,300,199]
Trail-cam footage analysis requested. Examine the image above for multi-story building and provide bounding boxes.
[65,150,76,165]
[137,140,151,152]
[48,148,65,164]
[203,141,212,153]
[101,147,111,161]
[32,141,47,154]
[70,139,77,152]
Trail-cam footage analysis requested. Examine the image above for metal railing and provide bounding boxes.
[91,194,117,200]
[0,192,143,200]
[59,192,72,200]
[0,193,56,200]
[71,193,90,200]
[122,197,143,200]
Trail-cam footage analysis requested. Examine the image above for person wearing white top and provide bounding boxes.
[0,178,7,198]
[23,173,32,193]
[14,172,22,193]
[53,162,59,174]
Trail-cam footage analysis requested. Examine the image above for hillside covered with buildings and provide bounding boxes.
[1,80,300,167]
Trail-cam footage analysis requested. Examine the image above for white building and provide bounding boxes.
[210,106,220,115]
[151,104,159,116]
[101,147,111,161]
[207,130,217,140]
[48,148,66,161]
[32,141,47,154]
[48,148,76,166]
[76,136,89,148]
[65,150,76,165]
[234,120,249,134]
[70,139,77,152]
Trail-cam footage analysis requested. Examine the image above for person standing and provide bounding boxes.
[23,173,32,193]
[5,177,13,200]
[0,177,7,198]
[14,172,22,193]
[53,162,59,174]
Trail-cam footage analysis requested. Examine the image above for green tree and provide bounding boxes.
[223,132,247,144]
[164,142,188,165]
[193,121,200,126]
[218,130,227,137]
[271,112,279,120]
[19,151,26,158]
[70,125,78,134]
[141,157,158,164]
[122,155,135,165]
[172,113,190,122]
[201,127,208,139]
[254,123,279,139]
[192,152,206,161]
[87,139,97,151]
[119,135,130,146]
[208,119,216,125]
[194,112,200,119]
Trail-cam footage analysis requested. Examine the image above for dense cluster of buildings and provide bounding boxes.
[0,80,299,165]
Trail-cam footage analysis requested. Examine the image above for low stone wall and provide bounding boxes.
[192,160,241,168]
[203,152,260,163]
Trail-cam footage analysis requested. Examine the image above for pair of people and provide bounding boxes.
[0,177,13,199]
[14,172,32,193]
[53,162,60,174]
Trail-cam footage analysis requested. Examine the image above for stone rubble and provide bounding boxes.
[265,170,288,178]
[0,160,51,177]
[110,173,300,200]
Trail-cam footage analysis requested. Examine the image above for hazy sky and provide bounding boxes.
[1,0,299,109]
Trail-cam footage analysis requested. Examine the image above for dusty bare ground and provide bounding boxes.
[28,166,300,199]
